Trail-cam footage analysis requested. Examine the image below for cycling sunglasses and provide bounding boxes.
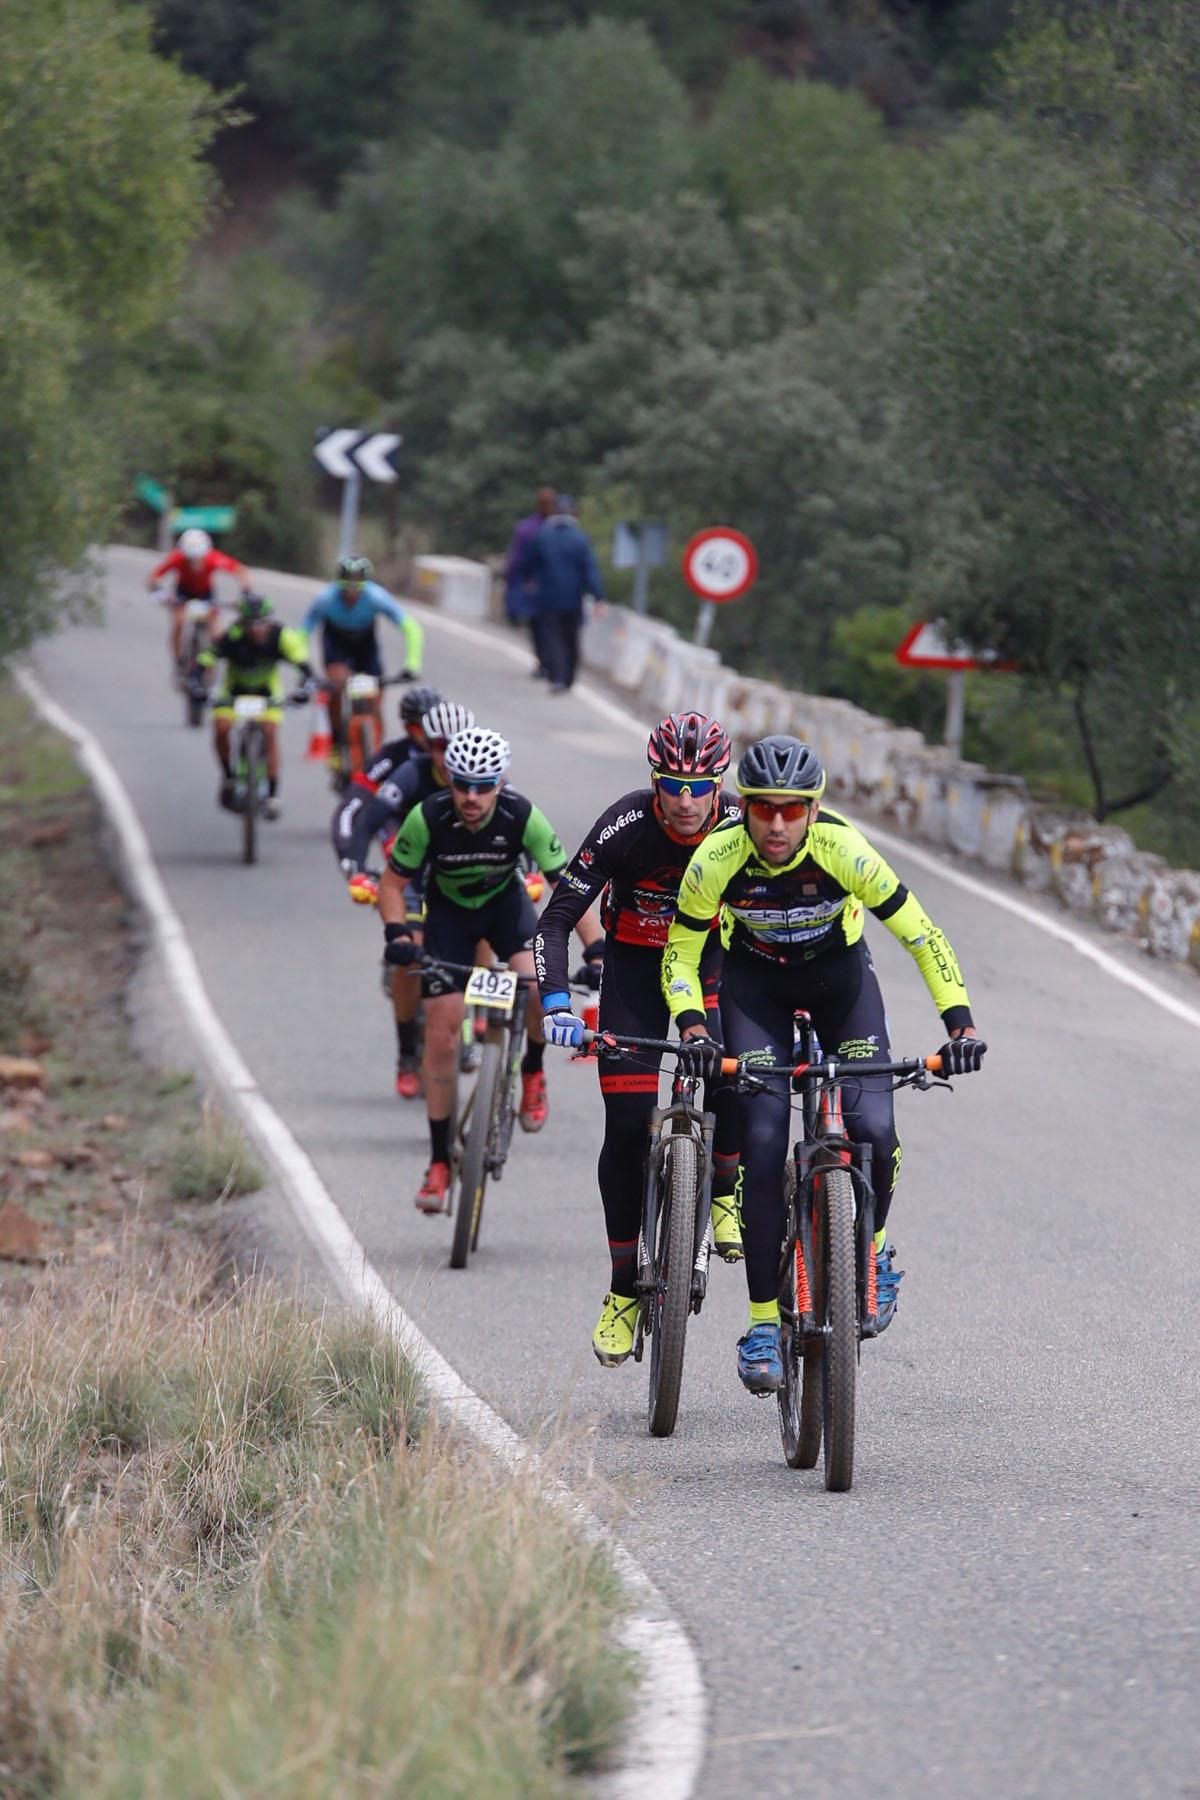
[743,797,817,822]
[451,776,499,796]
[652,772,720,799]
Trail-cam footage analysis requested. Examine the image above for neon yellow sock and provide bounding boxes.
[749,1300,780,1327]
[873,1228,886,1254]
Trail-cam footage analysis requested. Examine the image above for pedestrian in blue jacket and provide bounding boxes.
[520,496,605,694]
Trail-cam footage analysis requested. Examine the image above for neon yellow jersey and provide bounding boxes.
[662,809,972,1029]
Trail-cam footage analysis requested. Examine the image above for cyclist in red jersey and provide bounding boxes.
[148,528,252,668]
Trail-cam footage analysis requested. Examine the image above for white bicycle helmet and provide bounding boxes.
[421,700,474,743]
[179,527,212,558]
[444,727,511,782]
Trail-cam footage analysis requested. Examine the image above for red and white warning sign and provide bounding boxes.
[895,619,1017,673]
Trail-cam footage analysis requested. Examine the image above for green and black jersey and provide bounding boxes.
[663,808,973,1031]
[388,787,566,909]
[199,620,310,700]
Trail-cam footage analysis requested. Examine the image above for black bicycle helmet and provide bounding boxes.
[735,735,826,797]
[237,593,274,622]
[647,711,732,777]
[336,554,373,582]
[400,684,441,726]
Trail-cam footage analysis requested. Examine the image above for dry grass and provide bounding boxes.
[164,1098,265,1203]
[0,1248,630,1796]
[0,680,634,1796]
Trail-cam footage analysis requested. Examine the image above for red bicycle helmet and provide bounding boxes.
[646,711,732,777]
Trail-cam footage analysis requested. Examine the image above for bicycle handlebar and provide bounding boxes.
[578,1030,948,1082]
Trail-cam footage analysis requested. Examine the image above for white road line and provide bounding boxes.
[16,666,706,1800]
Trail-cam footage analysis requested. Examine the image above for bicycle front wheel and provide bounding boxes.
[241,731,259,866]
[450,1040,500,1269]
[647,1131,699,1439]
[820,1165,858,1493]
[778,1163,821,1469]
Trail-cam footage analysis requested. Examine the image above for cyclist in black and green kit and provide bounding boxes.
[378,726,601,1213]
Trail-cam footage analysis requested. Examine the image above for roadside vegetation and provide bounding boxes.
[8,0,1199,860]
[0,685,632,1794]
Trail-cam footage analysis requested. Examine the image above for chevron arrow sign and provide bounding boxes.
[314,428,402,484]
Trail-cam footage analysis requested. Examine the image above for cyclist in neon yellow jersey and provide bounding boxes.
[663,735,987,1395]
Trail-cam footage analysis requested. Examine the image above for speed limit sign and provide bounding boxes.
[681,527,759,603]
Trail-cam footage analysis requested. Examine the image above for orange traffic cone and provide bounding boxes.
[306,697,333,761]
[582,1001,599,1032]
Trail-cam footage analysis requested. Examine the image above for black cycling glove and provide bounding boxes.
[677,1033,724,1081]
[383,922,418,967]
[937,1035,987,1076]
[571,940,605,992]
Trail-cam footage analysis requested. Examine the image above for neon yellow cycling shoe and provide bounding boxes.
[710,1185,744,1263]
[592,1291,639,1367]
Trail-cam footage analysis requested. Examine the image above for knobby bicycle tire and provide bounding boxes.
[450,1039,501,1269]
[241,730,259,866]
[779,1162,821,1469]
[821,1166,858,1493]
[183,625,206,728]
[647,1131,699,1439]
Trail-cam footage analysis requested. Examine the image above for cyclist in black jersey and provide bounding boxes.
[534,711,745,1368]
[663,734,987,1395]
[380,725,601,1213]
[330,683,442,885]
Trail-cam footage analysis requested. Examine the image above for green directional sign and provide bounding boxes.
[170,505,238,534]
[135,474,170,514]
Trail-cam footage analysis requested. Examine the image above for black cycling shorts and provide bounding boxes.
[322,622,382,677]
[422,879,537,999]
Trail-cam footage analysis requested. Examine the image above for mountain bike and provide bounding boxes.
[732,1013,949,1493]
[219,689,308,866]
[320,672,409,794]
[398,956,536,1269]
[580,1031,718,1438]
[176,599,214,727]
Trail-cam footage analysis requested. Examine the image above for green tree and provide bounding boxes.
[898,121,1200,821]
[0,0,218,658]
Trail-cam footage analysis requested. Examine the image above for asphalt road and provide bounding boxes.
[30,547,1200,1799]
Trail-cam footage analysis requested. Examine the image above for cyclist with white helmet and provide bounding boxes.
[148,527,251,670]
[336,697,475,1100]
[304,556,425,775]
[378,725,600,1214]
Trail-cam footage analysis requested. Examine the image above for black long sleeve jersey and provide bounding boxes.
[533,786,743,1001]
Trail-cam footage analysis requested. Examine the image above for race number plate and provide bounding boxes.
[464,965,519,1013]
[184,600,210,622]
[347,673,381,699]
[232,694,269,719]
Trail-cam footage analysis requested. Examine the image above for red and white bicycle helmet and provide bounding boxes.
[646,711,732,778]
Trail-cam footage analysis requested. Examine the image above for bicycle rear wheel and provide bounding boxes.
[820,1165,858,1493]
[647,1131,699,1439]
[241,731,259,866]
[778,1163,822,1469]
[450,1040,500,1269]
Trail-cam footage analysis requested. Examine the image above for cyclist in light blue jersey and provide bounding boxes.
[304,555,425,769]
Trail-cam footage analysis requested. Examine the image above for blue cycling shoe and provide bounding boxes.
[736,1323,783,1396]
[874,1243,904,1332]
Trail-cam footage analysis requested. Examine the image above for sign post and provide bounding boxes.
[681,527,759,646]
[894,620,1017,760]
[612,520,668,617]
[314,427,402,558]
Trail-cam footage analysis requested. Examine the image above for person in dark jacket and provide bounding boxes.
[504,484,556,677]
[519,495,605,694]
